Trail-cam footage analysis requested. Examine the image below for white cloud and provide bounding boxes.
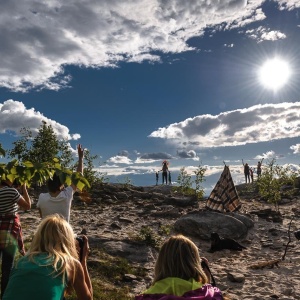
[149,102,300,148]
[0,0,274,91]
[177,149,199,161]
[276,0,300,10]
[290,144,300,154]
[0,99,80,140]
[254,150,284,160]
[246,26,286,42]
[107,155,133,164]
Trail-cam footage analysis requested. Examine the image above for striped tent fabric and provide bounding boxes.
[206,165,241,212]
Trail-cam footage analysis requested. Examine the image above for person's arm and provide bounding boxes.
[17,183,31,210]
[71,144,84,191]
[73,236,93,300]
[77,144,84,174]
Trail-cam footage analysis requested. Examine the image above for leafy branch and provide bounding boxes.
[0,158,90,191]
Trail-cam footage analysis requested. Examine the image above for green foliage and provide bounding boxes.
[158,224,172,236]
[8,122,73,167]
[66,248,145,300]
[256,158,298,211]
[174,167,193,195]
[136,226,161,249]
[81,149,109,187]
[193,164,207,199]
[0,143,5,157]
[117,176,133,188]
[0,157,90,191]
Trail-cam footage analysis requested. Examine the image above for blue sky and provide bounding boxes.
[1,0,300,193]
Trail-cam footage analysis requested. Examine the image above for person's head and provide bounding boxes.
[47,174,64,193]
[28,214,78,278]
[0,179,13,187]
[153,235,208,284]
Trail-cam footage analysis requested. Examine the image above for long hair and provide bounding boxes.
[26,214,78,283]
[153,235,208,284]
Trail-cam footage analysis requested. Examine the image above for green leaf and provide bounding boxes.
[23,161,34,168]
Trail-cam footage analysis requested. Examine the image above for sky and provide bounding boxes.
[1,0,300,194]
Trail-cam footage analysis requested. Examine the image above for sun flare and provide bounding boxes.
[259,58,291,90]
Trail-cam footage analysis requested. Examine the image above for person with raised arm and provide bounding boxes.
[37,144,84,222]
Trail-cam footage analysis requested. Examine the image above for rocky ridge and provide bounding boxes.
[20,183,300,300]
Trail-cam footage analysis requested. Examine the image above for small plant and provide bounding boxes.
[136,226,161,249]
[256,158,298,211]
[174,167,193,196]
[117,176,133,188]
[193,163,206,199]
[159,224,172,236]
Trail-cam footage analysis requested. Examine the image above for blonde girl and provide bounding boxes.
[3,214,93,300]
[136,235,225,300]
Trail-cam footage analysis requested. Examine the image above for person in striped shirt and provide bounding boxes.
[0,179,31,298]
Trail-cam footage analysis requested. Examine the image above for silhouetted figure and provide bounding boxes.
[242,159,250,183]
[168,171,171,185]
[162,161,168,185]
[249,168,254,183]
[257,158,264,178]
[155,172,159,185]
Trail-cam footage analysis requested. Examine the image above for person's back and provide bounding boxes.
[3,214,93,300]
[135,235,224,300]
[37,184,73,222]
[37,144,84,222]
[3,254,65,300]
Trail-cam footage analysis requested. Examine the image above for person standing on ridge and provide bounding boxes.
[249,167,254,183]
[162,161,168,185]
[242,159,250,184]
[155,171,159,185]
[257,158,264,178]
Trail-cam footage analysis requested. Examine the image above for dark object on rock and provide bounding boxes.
[294,230,300,240]
[209,232,246,252]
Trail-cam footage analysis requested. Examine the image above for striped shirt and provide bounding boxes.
[0,187,21,215]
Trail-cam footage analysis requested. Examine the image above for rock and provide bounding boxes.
[173,210,250,240]
[227,272,245,283]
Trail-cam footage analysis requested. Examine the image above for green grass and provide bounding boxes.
[66,248,147,300]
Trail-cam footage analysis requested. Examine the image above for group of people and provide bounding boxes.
[242,159,263,184]
[0,144,93,299]
[0,145,229,300]
[156,160,171,185]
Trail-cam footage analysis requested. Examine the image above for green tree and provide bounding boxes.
[175,167,192,195]
[193,164,206,199]
[0,143,5,157]
[8,127,32,161]
[8,121,73,167]
[256,158,298,211]
[81,149,108,186]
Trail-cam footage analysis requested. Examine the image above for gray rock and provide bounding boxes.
[227,272,245,283]
[174,210,250,240]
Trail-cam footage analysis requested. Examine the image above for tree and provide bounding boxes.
[81,149,108,186]
[0,143,5,157]
[8,121,73,167]
[8,127,32,161]
[193,164,207,199]
[175,167,192,195]
[256,158,298,211]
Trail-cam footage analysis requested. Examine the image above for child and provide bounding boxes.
[135,235,225,299]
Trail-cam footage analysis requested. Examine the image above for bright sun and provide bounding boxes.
[259,58,291,90]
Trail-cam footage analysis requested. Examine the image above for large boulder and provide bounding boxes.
[173,210,253,240]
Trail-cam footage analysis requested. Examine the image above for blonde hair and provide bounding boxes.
[26,214,78,283]
[153,235,208,284]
